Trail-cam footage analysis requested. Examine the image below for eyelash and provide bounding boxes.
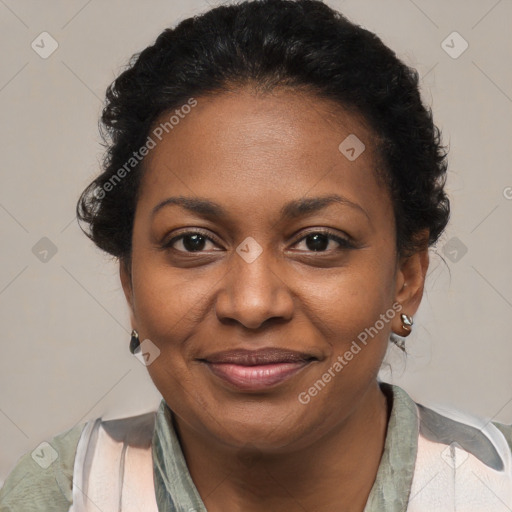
[161,229,354,253]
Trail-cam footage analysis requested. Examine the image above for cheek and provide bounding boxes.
[130,250,222,342]
[303,255,396,377]
[129,254,218,410]
[307,256,395,330]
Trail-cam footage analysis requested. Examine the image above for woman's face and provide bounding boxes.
[121,88,427,452]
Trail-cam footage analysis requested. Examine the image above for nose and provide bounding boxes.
[214,247,295,330]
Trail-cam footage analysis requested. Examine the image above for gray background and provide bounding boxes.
[1,0,511,483]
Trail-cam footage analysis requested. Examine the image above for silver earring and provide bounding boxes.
[400,313,413,332]
[130,329,140,354]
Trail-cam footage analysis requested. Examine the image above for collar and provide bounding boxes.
[363,382,419,512]
[152,382,420,512]
[151,402,207,512]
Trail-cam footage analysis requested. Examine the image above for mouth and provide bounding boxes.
[198,348,317,391]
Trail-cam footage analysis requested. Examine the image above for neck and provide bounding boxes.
[172,381,390,512]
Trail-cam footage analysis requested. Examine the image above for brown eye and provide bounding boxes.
[293,231,353,252]
[163,231,220,253]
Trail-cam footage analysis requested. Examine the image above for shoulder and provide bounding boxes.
[71,410,158,511]
[408,394,512,508]
[0,410,158,512]
[0,422,86,512]
[415,401,512,470]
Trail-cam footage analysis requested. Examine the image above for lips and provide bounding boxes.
[199,348,317,391]
[202,348,316,365]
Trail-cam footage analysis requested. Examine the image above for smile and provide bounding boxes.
[203,361,313,390]
[199,347,318,391]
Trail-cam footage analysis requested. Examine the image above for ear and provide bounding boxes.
[120,258,135,322]
[392,230,430,336]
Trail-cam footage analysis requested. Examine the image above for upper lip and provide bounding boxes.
[201,348,317,366]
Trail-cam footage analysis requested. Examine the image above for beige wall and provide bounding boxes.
[1,0,511,483]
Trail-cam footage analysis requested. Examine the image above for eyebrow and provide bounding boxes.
[151,194,370,222]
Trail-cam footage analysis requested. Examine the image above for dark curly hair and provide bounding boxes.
[77,0,450,262]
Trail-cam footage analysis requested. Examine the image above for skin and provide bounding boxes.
[120,87,429,512]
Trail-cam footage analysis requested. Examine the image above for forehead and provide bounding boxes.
[137,88,391,223]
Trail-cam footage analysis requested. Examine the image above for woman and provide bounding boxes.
[1,0,511,510]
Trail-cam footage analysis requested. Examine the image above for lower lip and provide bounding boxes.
[204,361,311,391]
